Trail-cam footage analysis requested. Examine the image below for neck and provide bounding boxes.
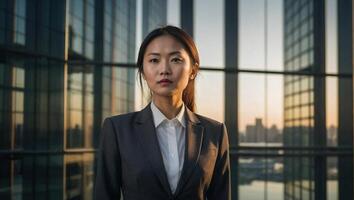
[152,95,183,119]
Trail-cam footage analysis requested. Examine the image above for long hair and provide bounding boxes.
[137,25,200,112]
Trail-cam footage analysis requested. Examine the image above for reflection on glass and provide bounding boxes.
[69,92,83,110]
[14,113,24,149]
[83,154,94,200]
[325,0,338,74]
[67,66,94,149]
[72,0,84,19]
[10,66,25,150]
[69,0,95,56]
[65,154,94,200]
[12,160,23,199]
[67,110,83,148]
[85,94,93,112]
[14,0,26,45]
[73,17,83,34]
[283,2,321,198]
[12,91,24,112]
[73,34,83,54]
[284,157,315,200]
[327,157,338,200]
[284,75,314,148]
[13,67,25,88]
[66,159,83,199]
[84,113,93,148]
[85,41,94,59]
[238,157,284,200]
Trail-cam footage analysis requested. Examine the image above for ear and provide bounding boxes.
[190,73,195,80]
[190,64,197,79]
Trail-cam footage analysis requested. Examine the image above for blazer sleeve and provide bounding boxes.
[94,118,122,200]
[206,123,231,200]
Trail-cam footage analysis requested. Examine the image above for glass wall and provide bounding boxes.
[233,0,352,199]
[0,0,138,199]
[0,0,353,199]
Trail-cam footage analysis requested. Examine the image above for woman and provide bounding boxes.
[94,25,230,200]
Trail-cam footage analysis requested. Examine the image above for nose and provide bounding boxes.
[159,59,171,75]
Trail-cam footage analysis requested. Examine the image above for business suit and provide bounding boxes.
[94,104,231,200]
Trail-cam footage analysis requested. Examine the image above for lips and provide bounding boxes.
[157,79,173,84]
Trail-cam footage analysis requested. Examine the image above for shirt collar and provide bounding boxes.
[150,101,186,128]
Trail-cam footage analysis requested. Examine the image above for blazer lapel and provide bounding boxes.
[174,107,204,196]
[135,104,172,196]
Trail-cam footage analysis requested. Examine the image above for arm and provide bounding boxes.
[94,118,122,200]
[206,123,231,200]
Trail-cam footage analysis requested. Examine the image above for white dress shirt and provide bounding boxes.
[150,101,186,193]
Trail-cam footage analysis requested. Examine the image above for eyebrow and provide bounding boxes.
[147,51,182,56]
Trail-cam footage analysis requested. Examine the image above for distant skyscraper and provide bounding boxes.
[245,118,281,143]
[255,118,264,143]
[268,125,281,143]
[246,124,256,143]
[283,0,327,199]
[245,118,265,143]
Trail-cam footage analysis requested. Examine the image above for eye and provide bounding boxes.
[171,57,183,63]
[149,58,159,63]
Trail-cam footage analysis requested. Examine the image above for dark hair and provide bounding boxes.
[137,25,200,112]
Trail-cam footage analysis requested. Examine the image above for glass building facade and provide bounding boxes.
[0,0,144,199]
[0,0,67,199]
[283,0,319,199]
[1,0,353,200]
[283,0,352,199]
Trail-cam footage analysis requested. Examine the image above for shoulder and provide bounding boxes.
[104,111,140,125]
[193,113,229,149]
[102,104,152,131]
[193,113,227,140]
[194,113,224,128]
[185,107,225,133]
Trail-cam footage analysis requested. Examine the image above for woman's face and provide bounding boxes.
[143,35,193,99]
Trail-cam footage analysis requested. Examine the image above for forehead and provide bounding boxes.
[145,35,187,54]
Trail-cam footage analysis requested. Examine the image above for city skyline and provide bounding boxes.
[238,117,338,145]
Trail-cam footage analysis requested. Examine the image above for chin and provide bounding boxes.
[153,89,180,97]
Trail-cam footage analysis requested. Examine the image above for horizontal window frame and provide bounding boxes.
[0,47,352,77]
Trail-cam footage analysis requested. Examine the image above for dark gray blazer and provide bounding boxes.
[94,104,230,200]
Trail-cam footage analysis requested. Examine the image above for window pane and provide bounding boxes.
[326,77,337,146]
[195,71,224,122]
[239,74,284,146]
